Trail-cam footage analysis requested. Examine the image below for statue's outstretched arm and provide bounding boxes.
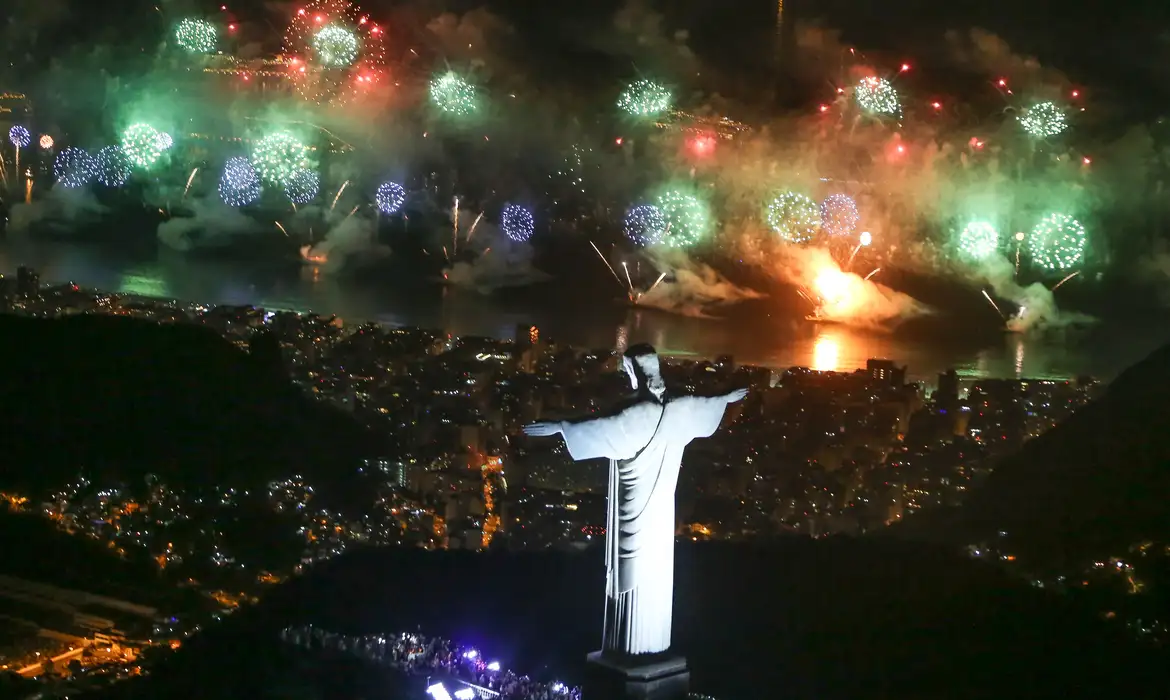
[678,388,748,440]
[522,420,566,437]
[723,387,748,403]
[525,408,652,461]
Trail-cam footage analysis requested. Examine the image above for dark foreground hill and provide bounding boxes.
[946,340,1170,565]
[0,313,375,493]
[0,509,203,612]
[85,539,1165,700]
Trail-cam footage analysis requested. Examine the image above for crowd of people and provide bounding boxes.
[280,625,582,700]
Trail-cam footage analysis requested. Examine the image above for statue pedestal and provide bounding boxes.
[585,651,690,700]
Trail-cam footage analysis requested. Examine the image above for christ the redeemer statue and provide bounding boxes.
[524,344,746,658]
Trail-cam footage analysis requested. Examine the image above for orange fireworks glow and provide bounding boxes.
[806,260,871,321]
[300,245,327,264]
[814,268,849,304]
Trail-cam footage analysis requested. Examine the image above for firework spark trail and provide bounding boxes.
[645,272,667,296]
[182,168,198,201]
[346,205,360,219]
[452,197,460,255]
[25,176,32,203]
[981,289,1005,319]
[275,221,289,237]
[845,244,862,270]
[589,240,625,289]
[1051,271,1080,290]
[621,261,635,295]
[466,212,484,242]
[330,181,349,211]
[442,245,449,261]
[864,268,880,280]
[482,247,491,256]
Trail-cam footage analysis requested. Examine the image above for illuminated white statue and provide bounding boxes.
[524,344,747,657]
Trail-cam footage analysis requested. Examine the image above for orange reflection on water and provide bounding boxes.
[812,330,841,372]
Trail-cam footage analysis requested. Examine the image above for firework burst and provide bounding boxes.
[1018,101,1067,139]
[617,79,671,117]
[855,77,900,116]
[313,24,358,66]
[375,181,406,214]
[175,18,217,54]
[624,204,668,246]
[1028,213,1085,271]
[250,132,312,187]
[96,145,132,187]
[957,221,1000,261]
[766,191,821,244]
[219,156,262,207]
[284,0,387,104]
[501,204,534,243]
[654,189,710,248]
[54,148,97,189]
[430,72,477,116]
[8,126,30,149]
[285,169,320,204]
[820,194,859,237]
[121,123,165,169]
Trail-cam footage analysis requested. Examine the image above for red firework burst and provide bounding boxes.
[284,0,387,105]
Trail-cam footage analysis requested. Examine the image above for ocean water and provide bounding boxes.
[0,236,1163,383]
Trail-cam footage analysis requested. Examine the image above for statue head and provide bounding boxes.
[622,343,665,401]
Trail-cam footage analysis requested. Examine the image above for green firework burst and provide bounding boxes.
[766,191,821,244]
[1018,101,1067,139]
[654,189,710,248]
[855,77,900,116]
[121,123,165,169]
[313,24,358,67]
[1028,213,1085,270]
[957,221,1001,260]
[175,19,217,54]
[617,79,672,117]
[429,72,477,116]
[250,132,312,187]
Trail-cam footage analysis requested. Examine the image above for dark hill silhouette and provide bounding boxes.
[946,341,1170,565]
[0,509,202,611]
[84,540,1164,700]
[0,313,376,494]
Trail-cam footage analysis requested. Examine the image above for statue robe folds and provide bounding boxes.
[561,395,731,656]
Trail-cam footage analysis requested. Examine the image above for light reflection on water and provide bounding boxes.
[0,238,1164,382]
[1013,335,1026,378]
[812,330,840,373]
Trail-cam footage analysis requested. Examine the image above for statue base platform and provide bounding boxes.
[585,651,690,700]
